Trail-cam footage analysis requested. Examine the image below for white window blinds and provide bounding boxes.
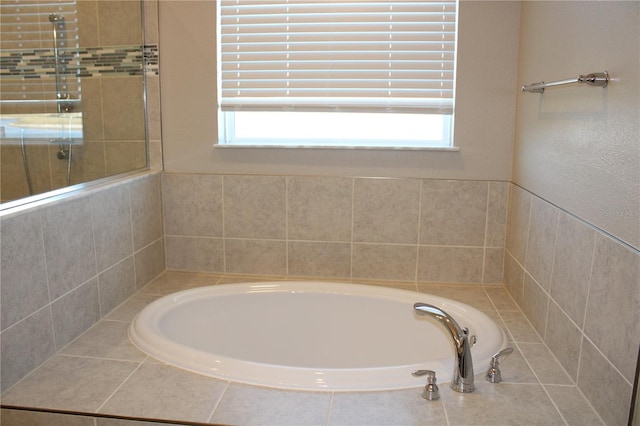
[219,0,457,114]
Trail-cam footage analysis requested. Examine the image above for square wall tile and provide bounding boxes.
[544,301,581,381]
[134,238,165,289]
[486,181,509,247]
[51,278,100,350]
[146,75,162,142]
[352,243,416,281]
[225,239,287,276]
[144,0,160,45]
[506,184,531,264]
[549,212,595,327]
[504,251,524,306]
[163,173,223,237]
[98,1,143,46]
[578,338,633,426]
[420,180,488,246]
[353,178,420,244]
[0,211,49,330]
[42,197,97,300]
[224,175,286,239]
[483,248,504,283]
[0,307,55,392]
[98,257,136,317]
[101,77,145,141]
[165,236,224,272]
[91,185,134,272]
[104,141,147,177]
[584,233,640,382]
[522,273,549,338]
[288,241,351,278]
[287,176,352,242]
[131,174,163,250]
[525,196,559,291]
[418,246,483,283]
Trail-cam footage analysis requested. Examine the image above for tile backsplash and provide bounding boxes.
[505,183,640,426]
[162,174,509,284]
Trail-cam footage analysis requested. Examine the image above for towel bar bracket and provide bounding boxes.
[522,71,609,94]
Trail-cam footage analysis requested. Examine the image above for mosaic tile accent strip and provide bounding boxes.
[0,44,159,79]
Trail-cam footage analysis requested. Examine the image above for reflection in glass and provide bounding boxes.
[0,0,148,204]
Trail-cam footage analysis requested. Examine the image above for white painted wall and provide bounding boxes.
[158,1,520,180]
[513,1,640,249]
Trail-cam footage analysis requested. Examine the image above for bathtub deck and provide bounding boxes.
[1,271,605,426]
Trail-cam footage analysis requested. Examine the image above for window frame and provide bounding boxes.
[215,0,458,150]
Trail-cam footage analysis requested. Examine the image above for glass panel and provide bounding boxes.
[0,0,147,205]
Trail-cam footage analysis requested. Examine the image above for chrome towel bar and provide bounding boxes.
[522,71,609,94]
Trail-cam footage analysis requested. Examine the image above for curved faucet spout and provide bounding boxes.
[414,302,475,393]
[414,303,465,348]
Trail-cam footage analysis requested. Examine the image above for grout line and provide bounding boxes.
[221,176,227,274]
[57,353,143,364]
[88,197,103,318]
[206,380,231,423]
[481,182,491,284]
[542,210,561,342]
[127,185,137,288]
[285,176,289,276]
[325,392,335,426]
[414,179,423,282]
[94,357,148,414]
[576,232,599,386]
[349,178,355,279]
[38,209,58,351]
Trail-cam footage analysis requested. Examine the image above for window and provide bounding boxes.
[217,0,457,148]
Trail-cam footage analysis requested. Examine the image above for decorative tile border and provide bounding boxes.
[0,44,159,79]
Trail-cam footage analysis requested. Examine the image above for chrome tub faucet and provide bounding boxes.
[413,302,476,393]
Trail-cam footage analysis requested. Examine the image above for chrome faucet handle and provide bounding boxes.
[484,347,514,383]
[412,369,440,400]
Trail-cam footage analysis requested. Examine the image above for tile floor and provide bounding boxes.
[1,272,606,425]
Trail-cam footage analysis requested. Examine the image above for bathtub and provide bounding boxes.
[129,282,507,391]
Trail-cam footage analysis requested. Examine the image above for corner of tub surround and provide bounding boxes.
[0,170,165,393]
[503,183,640,426]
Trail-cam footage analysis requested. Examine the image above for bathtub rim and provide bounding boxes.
[129,281,508,392]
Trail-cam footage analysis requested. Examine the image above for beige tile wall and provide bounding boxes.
[505,183,640,426]
[0,172,165,393]
[163,174,508,284]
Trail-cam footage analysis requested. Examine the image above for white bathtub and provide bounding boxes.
[129,282,507,391]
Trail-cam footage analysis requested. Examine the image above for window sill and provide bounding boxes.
[214,144,460,152]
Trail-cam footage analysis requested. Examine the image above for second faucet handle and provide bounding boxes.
[412,369,440,400]
[485,347,514,383]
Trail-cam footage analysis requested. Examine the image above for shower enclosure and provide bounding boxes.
[0,0,148,205]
